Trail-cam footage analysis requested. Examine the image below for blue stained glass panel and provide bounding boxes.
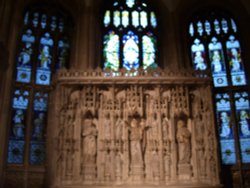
[41,14,47,29]
[123,31,139,70]
[16,29,35,83]
[226,35,247,86]
[50,16,57,31]
[122,11,129,28]
[208,37,228,87]
[32,92,48,140]
[113,11,121,27]
[56,38,70,70]
[205,20,211,35]
[36,32,54,85]
[7,140,25,164]
[221,18,228,33]
[132,11,139,27]
[29,142,45,165]
[8,89,29,164]
[191,39,207,70]
[32,12,39,28]
[142,33,157,69]
[189,23,194,36]
[234,92,250,163]
[104,10,111,27]
[197,21,203,36]
[214,19,220,34]
[103,31,120,71]
[150,12,157,28]
[126,0,135,8]
[216,93,236,164]
[59,18,64,32]
[140,11,148,28]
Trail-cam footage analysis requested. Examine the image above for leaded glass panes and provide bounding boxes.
[36,32,53,85]
[7,89,29,164]
[234,92,250,163]
[113,11,121,27]
[57,38,70,70]
[208,37,228,87]
[16,29,35,83]
[226,35,247,86]
[191,39,207,70]
[122,11,129,27]
[103,0,158,71]
[132,11,139,27]
[8,6,72,166]
[126,0,135,8]
[29,92,48,165]
[216,93,236,164]
[103,31,120,71]
[123,31,139,70]
[104,11,111,27]
[197,21,203,36]
[150,12,157,28]
[189,10,250,169]
[142,32,157,69]
[140,11,148,28]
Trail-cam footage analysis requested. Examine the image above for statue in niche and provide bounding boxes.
[151,150,160,180]
[115,151,123,181]
[115,115,124,141]
[128,117,149,164]
[150,113,158,140]
[104,112,111,140]
[164,149,171,178]
[104,150,111,181]
[81,115,98,164]
[162,116,170,140]
[176,119,191,164]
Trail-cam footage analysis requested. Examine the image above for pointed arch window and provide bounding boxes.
[7,6,72,165]
[188,11,250,166]
[102,0,158,71]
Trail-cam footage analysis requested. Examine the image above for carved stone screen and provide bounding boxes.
[47,69,221,188]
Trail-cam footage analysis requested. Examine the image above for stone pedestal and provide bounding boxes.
[82,164,96,183]
[130,164,145,183]
[178,164,192,180]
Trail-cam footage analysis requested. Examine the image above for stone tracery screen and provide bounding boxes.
[48,71,221,187]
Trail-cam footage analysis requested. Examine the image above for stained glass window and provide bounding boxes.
[188,11,249,168]
[103,0,158,71]
[8,6,72,165]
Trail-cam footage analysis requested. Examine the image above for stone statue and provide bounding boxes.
[151,150,160,180]
[82,116,98,164]
[104,112,111,140]
[176,120,191,164]
[115,116,124,141]
[128,118,147,164]
[115,151,123,181]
